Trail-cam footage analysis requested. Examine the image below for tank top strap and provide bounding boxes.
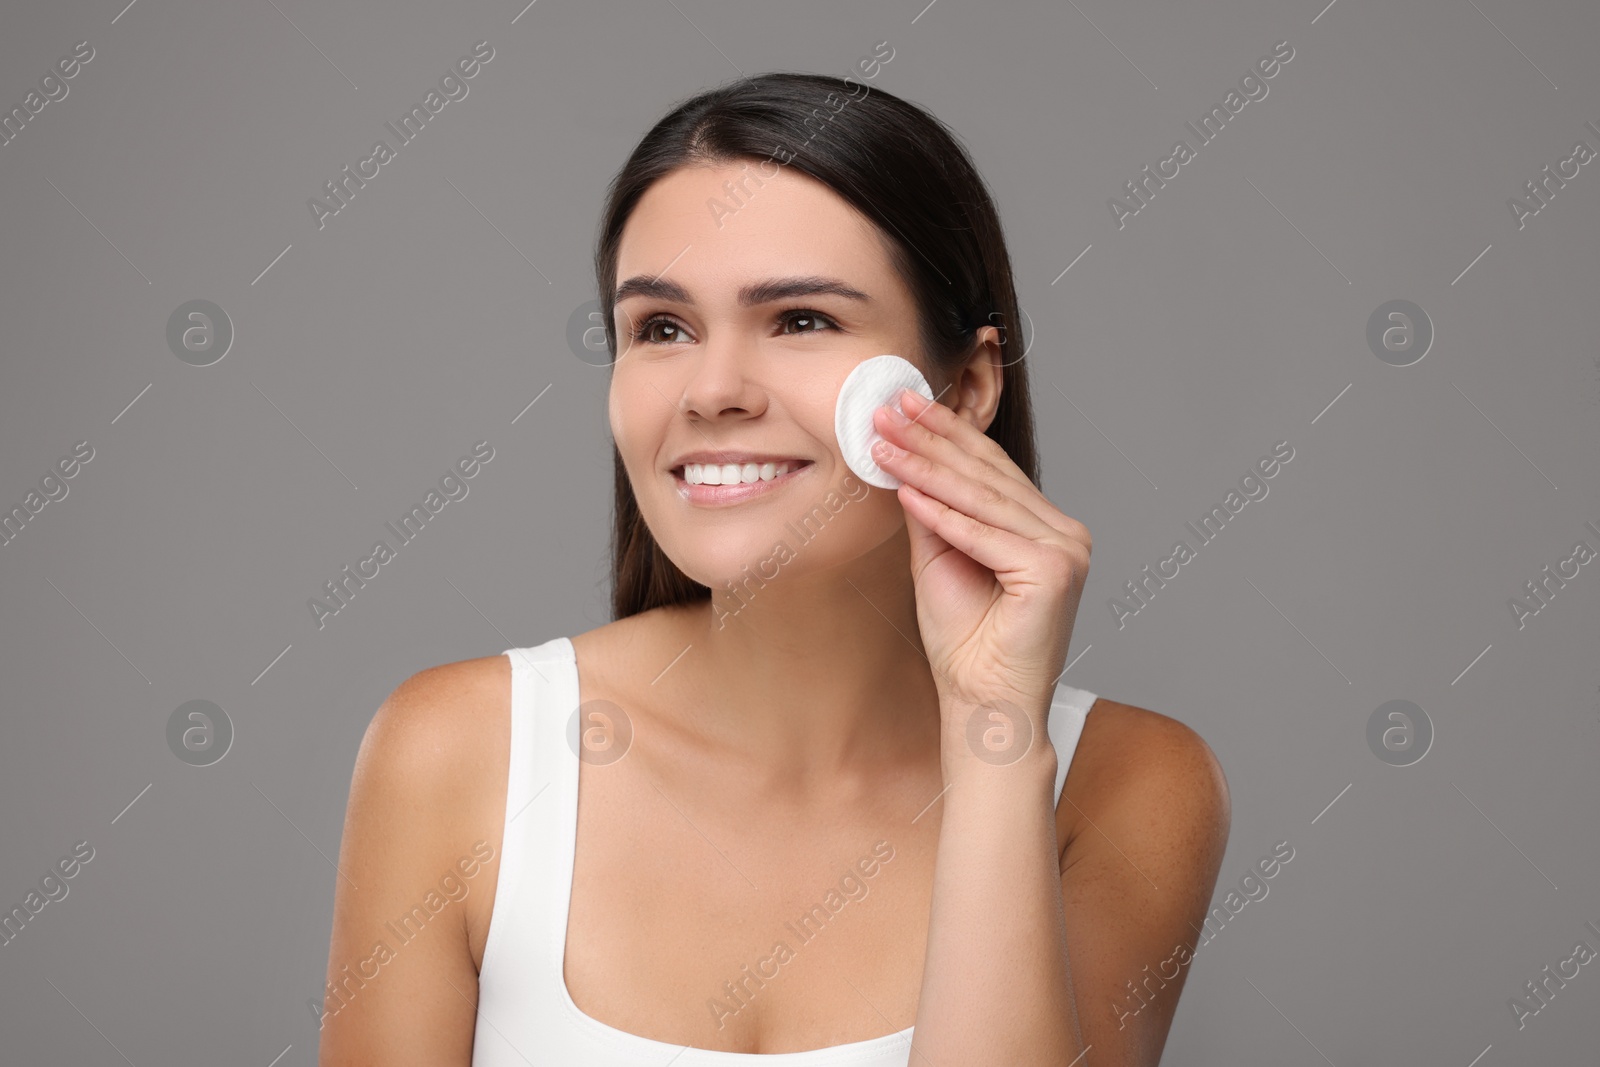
[1048,681,1098,807]
[496,637,579,959]
[501,637,575,816]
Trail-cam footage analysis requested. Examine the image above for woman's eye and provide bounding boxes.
[780,309,838,334]
[634,317,690,344]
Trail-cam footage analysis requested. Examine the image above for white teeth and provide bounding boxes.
[683,461,798,485]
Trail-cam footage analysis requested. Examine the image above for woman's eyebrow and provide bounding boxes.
[613,275,872,306]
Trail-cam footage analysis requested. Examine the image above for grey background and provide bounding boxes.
[3,0,1598,1063]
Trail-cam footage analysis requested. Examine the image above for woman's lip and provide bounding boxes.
[672,461,813,505]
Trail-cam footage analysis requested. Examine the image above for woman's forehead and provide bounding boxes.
[616,164,891,287]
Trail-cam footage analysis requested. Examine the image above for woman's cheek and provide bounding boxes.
[608,385,648,468]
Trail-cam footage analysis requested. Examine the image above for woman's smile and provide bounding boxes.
[672,458,815,506]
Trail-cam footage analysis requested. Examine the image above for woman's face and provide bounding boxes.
[609,161,931,596]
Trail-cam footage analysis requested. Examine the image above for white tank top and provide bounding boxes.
[472,635,1097,1066]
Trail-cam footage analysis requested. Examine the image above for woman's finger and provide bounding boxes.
[873,437,1065,549]
[894,478,1065,589]
[876,392,1091,550]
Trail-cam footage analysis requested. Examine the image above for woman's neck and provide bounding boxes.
[658,537,942,787]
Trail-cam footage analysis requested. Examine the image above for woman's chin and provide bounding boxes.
[673,543,800,593]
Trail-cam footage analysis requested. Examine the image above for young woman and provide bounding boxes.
[320,71,1230,1067]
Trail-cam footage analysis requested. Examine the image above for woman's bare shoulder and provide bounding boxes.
[362,654,513,773]
[1057,697,1230,859]
[343,653,523,856]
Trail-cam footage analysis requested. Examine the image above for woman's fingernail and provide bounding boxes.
[883,403,909,424]
[872,439,897,461]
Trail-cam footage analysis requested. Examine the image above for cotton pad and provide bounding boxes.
[834,354,934,489]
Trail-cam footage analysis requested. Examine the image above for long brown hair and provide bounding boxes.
[594,71,1038,622]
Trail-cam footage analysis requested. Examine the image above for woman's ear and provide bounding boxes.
[944,324,1005,433]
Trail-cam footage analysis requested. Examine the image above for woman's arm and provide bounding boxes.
[1058,709,1231,1064]
[910,704,1229,1067]
[318,663,505,1066]
[910,714,1074,1065]
[870,386,1229,1062]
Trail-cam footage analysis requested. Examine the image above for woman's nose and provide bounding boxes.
[677,337,767,422]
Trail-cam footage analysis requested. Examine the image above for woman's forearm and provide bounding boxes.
[909,713,1083,1067]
